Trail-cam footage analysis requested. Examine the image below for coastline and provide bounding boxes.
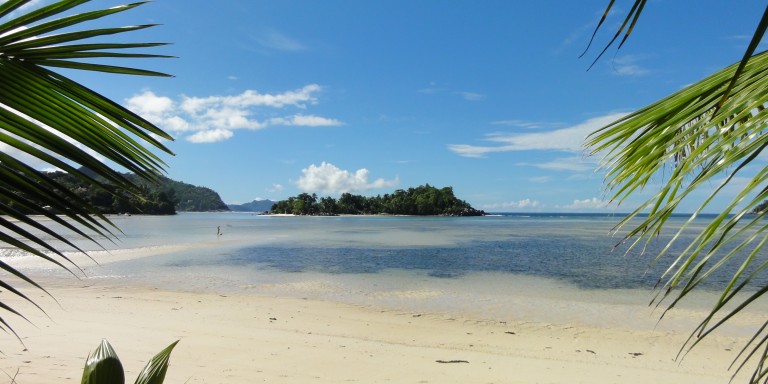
[0,275,758,383]
[1,212,765,383]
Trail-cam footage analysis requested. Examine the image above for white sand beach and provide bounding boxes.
[0,214,764,383]
[0,276,758,384]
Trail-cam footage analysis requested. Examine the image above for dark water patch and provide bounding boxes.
[155,233,768,291]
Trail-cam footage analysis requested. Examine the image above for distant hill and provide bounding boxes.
[228,199,276,213]
[137,174,230,212]
[33,170,230,214]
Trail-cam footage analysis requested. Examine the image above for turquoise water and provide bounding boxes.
[74,212,764,291]
[4,212,767,331]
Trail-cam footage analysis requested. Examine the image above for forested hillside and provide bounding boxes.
[270,185,484,216]
[5,171,229,215]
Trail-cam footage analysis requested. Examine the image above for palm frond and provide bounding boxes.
[582,0,648,70]
[587,25,768,380]
[585,3,768,382]
[81,339,125,384]
[0,0,173,338]
[134,340,178,384]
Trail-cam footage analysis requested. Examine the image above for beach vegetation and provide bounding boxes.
[2,168,229,215]
[270,184,485,216]
[0,0,173,337]
[584,1,768,382]
[751,200,768,215]
[81,339,177,384]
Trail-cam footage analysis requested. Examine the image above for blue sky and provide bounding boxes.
[27,1,768,212]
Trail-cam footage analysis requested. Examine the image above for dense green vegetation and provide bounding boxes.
[2,170,229,216]
[751,200,768,214]
[139,174,229,212]
[270,185,484,216]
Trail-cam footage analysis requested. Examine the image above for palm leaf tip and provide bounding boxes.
[134,340,179,384]
[81,339,126,384]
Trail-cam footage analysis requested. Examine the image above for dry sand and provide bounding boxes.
[0,277,758,383]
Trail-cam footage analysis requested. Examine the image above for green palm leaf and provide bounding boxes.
[81,339,125,384]
[134,340,179,384]
[80,339,178,384]
[585,3,768,382]
[0,0,173,337]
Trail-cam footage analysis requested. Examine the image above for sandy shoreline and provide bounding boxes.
[0,213,762,382]
[0,276,757,383]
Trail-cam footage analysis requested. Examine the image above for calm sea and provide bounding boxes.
[4,212,767,329]
[9,212,765,289]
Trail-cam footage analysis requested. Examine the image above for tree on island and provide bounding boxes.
[585,2,768,382]
[751,200,768,215]
[270,184,485,216]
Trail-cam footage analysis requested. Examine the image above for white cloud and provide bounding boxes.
[448,112,626,158]
[521,156,596,172]
[269,114,343,127]
[182,85,320,112]
[127,90,174,115]
[186,129,234,143]
[296,162,399,194]
[125,85,342,143]
[480,199,542,211]
[561,197,610,210]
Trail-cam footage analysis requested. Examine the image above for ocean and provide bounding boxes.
[4,212,767,332]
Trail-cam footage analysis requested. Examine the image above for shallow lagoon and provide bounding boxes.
[4,212,767,334]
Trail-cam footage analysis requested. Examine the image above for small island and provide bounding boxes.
[269,184,485,216]
[752,200,768,214]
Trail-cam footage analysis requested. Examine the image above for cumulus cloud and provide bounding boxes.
[124,85,342,143]
[187,129,234,143]
[126,91,191,133]
[448,112,626,158]
[561,197,610,210]
[480,199,542,211]
[296,162,399,194]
